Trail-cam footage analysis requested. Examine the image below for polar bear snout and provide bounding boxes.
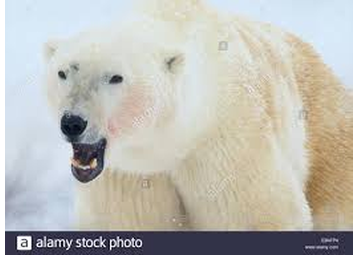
[61,113,88,143]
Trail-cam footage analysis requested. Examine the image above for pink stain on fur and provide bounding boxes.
[107,87,153,137]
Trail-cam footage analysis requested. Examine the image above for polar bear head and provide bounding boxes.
[44,18,218,183]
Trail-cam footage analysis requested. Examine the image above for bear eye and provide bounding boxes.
[58,70,67,80]
[109,75,123,84]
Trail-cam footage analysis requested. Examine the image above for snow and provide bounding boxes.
[5,0,352,230]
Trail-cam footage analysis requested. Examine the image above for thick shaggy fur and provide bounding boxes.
[45,0,352,230]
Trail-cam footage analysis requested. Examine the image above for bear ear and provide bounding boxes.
[43,39,61,61]
[164,53,185,74]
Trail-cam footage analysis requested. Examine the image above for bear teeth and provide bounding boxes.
[90,158,98,169]
[71,158,81,168]
[71,158,97,171]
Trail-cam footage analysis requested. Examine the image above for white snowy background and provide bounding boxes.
[5,0,352,230]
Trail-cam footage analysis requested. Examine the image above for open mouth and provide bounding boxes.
[71,138,107,183]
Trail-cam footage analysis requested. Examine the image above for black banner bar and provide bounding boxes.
[6,231,353,255]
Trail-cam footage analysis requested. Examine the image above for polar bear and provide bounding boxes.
[44,0,352,230]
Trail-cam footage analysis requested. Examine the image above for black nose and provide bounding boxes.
[61,114,87,140]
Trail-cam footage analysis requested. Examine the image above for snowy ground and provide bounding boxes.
[5,0,352,230]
